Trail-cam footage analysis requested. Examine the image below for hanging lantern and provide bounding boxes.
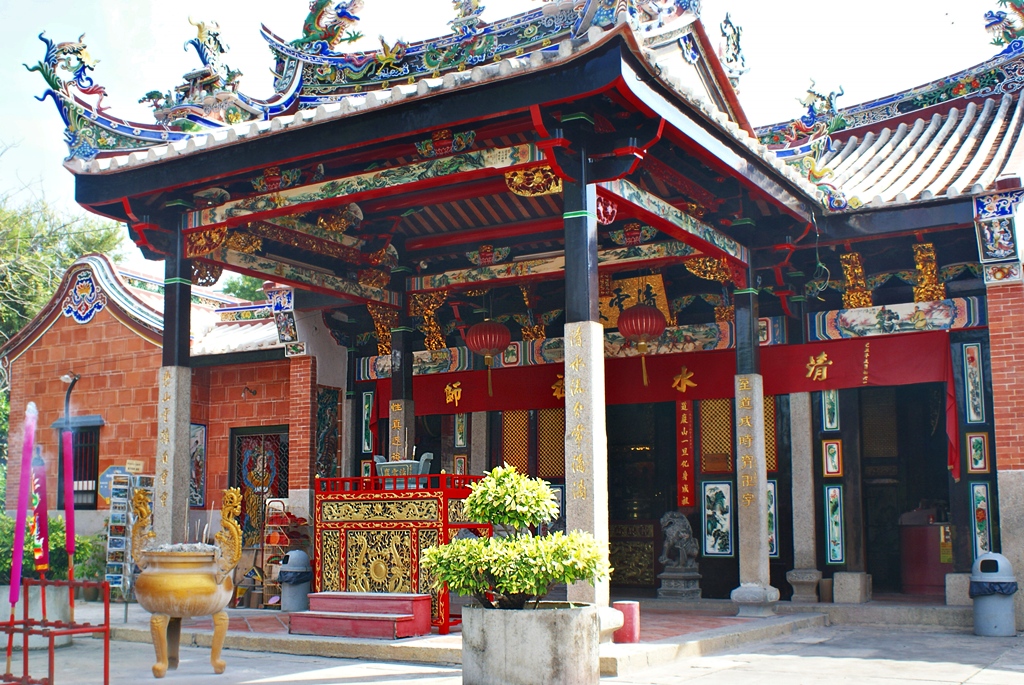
[465,320,511,397]
[618,304,666,387]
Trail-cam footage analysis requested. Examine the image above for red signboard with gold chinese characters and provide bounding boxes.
[677,400,695,508]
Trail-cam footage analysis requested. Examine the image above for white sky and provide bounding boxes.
[0,0,1001,272]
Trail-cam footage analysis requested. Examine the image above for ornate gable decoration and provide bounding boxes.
[61,270,108,324]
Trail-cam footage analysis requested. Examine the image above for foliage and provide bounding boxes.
[0,513,92,584]
[77,532,107,581]
[0,197,123,465]
[421,466,609,610]
[221,274,267,302]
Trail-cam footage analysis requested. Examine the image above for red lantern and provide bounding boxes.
[465,319,511,396]
[617,304,666,387]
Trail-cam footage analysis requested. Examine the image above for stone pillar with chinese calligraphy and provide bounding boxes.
[730,374,780,616]
[563,321,610,606]
[785,392,821,602]
[389,327,415,461]
[155,225,191,545]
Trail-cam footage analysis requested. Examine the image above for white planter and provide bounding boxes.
[461,603,599,685]
[0,586,72,650]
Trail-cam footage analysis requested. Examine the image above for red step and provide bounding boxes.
[289,593,432,639]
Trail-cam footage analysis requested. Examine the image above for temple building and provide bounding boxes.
[8,0,1024,621]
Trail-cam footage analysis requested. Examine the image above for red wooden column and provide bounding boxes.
[989,277,1024,628]
[289,355,318,520]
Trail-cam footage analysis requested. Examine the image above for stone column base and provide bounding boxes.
[657,569,701,600]
[786,568,822,603]
[730,583,780,617]
[945,573,971,606]
[833,572,872,603]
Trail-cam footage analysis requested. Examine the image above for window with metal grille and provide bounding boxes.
[57,426,100,510]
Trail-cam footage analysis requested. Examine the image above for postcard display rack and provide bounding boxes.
[108,474,154,595]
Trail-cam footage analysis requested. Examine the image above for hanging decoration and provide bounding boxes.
[464,320,511,396]
[596,197,618,225]
[617,303,666,386]
[409,291,449,351]
[191,262,223,287]
[913,243,947,303]
[840,252,873,308]
[367,304,399,356]
[504,166,563,197]
[685,257,731,282]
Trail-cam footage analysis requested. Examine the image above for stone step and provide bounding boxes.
[289,610,428,640]
[307,592,431,617]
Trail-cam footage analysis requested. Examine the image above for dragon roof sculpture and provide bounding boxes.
[28,0,702,164]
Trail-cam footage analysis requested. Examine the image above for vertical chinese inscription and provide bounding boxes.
[735,376,755,509]
[389,400,406,462]
[677,401,694,507]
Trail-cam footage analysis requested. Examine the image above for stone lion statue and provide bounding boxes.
[658,511,699,570]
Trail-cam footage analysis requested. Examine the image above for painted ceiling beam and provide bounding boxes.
[406,239,700,293]
[404,216,564,252]
[184,143,545,233]
[206,246,401,307]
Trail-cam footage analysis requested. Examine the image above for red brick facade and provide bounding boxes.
[987,281,1024,471]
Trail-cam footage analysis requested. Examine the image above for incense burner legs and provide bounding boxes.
[148,611,226,678]
[211,610,229,674]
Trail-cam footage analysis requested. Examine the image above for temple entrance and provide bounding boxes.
[860,384,950,594]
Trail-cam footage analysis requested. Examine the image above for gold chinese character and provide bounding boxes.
[741,455,753,469]
[571,453,586,474]
[570,355,585,372]
[391,435,401,446]
[742,492,754,507]
[680,483,690,493]
[738,377,751,391]
[445,381,462,407]
[161,393,171,403]
[159,428,170,446]
[739,435,753,448]
[672,366,697,393]
[160,492,168,507]
[680,471,689,481]
[741,474,753,487]
[680,460,690,469]
[391,451,402,461]
[680,446,689,456]
[739,396,752,409]
[391,419,401,430]
[572,401,584,419]
[162,369,171,385]
[679,412,688,424]
[679,426,689,437]
[569,377,583,396]
[159,469,168,485]
[570,424,587,444]
[570,327,583,346]
[161,407,169,423]
[806,352,833,382]
[161,450,169,465]
[391,402,402,413]
[551,375,565,399]
[572,479,587,500]
[739,416,752,428]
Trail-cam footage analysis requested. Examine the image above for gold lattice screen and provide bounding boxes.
[537,408,565,479]
[699,398,733,472]
[765,396,778,472]
[502,410,530,473]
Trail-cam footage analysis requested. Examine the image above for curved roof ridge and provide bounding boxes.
[845,121,921,199]
[909,98,995,200]
[859,114,943,200]
[827,132,877,181]
[938,95,1010,197]
[837,126,905,189]
[875,111,957,202]
[977,94,1024,189]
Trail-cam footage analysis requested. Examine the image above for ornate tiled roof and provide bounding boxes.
[755,39,1024,211]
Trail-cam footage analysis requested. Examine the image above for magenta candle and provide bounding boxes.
[11,403,38,607]
[62,430,74,555]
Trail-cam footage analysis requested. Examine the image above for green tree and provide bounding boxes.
[221,273,267,302]
[0,198,123,465]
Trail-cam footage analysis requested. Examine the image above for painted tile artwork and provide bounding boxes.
[823,440,843,477]
[454,413,467,449]
[972,482,992,559]
[822,389,840,431]
[361,391,374,454]
[189,423,207,508]
[767,480,779,559]
[975,216,1018,262]
[964,343,985,424]
[825,485,844,565]
[702,481,733,557]
[807,298,982,340]
[966,433,990,474]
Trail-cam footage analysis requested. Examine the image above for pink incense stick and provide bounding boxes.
[62,430,74,555]
[10,403,38,608]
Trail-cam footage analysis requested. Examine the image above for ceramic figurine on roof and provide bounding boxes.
[717,13,747,90]
[986,4,1024,46]
[292,0,365,52]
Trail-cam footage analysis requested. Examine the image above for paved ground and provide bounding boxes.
[11,624,1024,684]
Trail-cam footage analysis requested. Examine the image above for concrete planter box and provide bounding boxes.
[0,586,71,650]
[461,603,599,685]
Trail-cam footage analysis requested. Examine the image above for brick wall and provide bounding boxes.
[6,308,161,506]
[287,355,317,490]
[988,282,1024,471]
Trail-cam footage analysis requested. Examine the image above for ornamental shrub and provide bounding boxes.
[0,513,92,584]
[421,466,609,609]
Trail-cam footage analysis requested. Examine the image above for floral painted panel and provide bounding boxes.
[825,485,844,565]
[316,387,340,478]
[964,343,986,424]
[767,480,779,559]
[702,481,733,557]
[972,482,992,559]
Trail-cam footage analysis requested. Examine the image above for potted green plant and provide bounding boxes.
[77,532,107,601]
[421,466,609,685]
